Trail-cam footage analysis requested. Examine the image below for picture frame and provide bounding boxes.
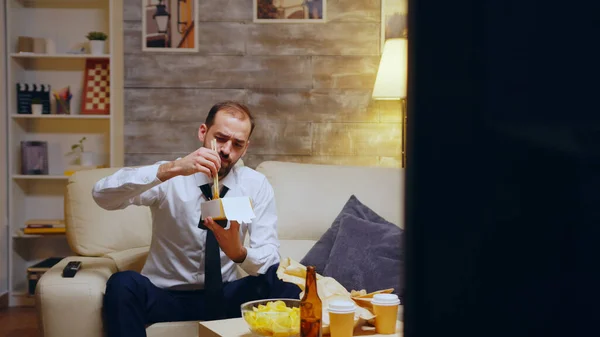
[21,141,49,175]
[254,0,326,23]
[381,0,408,50]
[142,0,199,52]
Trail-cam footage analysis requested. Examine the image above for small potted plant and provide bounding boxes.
[31,97,43,115]
[86,31,108,55]
[68,137,94,166]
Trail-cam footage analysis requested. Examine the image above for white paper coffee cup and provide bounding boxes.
[328,300,355,337]
[371,294,400,306]
[372,294,400,334]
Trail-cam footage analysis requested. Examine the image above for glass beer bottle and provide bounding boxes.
[300,266,322,337]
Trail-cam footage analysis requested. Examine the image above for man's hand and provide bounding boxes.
[157,147,220,181]
[204,218,247,263]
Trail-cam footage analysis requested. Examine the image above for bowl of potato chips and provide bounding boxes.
[241,299,301,337]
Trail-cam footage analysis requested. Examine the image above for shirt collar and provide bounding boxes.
[193,165,238,191]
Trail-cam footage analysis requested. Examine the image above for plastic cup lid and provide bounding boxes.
[371,294,400,306]
[328,300,356,313]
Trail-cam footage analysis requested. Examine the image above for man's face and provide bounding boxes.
[198,111,251,178]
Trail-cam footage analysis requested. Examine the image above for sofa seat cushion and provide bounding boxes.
[322,213,404,298]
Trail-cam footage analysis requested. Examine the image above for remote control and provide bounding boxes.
[62,261,82,278]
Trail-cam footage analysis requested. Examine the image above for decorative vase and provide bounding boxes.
[31,104,43,115]
[79,152,95,167]
[89,40,105,55]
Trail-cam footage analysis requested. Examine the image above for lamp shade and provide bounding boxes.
[372,38,408,100]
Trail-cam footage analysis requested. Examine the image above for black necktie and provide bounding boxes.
[198,184,229,320]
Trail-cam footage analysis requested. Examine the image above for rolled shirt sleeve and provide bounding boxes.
[91,163,166,210]
[239,176,281,276]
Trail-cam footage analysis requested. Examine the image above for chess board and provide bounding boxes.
[81,59,110,114]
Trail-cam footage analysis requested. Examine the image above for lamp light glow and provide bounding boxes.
[372,38,408,100]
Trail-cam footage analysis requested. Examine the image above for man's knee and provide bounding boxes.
[105,270,145,301]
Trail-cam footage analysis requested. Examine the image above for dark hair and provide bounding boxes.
[205,101,255,138]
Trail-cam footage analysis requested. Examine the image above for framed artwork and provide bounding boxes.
[381,0,408,50]
[21,141,49,175]
[142,0,199,52]
[81,58,110,115]
[254,0,326,23]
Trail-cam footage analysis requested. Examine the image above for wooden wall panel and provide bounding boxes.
[123,0,402,169]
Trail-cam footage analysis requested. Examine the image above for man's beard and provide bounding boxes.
[218,158,234,178]
[203,143,234,178]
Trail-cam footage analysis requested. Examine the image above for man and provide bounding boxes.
[92,101,301,337]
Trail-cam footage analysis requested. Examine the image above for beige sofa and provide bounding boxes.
[35,161,403,337]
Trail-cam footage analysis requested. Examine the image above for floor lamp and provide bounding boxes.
[372,38,408,167]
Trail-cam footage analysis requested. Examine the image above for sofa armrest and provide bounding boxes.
[36,256,118,337]
[103,246,149,273]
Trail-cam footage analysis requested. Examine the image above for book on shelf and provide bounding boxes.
[23,227,66,234]
[25,219,64,227]
[23,219,66,234]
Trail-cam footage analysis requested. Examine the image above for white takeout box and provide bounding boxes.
[200,197,256,224]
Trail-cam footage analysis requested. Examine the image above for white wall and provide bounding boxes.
[1,1,9,297]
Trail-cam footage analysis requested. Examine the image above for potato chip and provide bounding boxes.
[243,300,300,337]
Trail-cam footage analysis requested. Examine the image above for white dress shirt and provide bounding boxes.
[91,162,281,290]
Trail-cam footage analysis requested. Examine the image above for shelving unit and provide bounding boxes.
[13,228,66,239]
[4,0,124,307]
[11,113,111,119]
[12,175,70,180]
[10,53,111,59]
[1,0,8,307]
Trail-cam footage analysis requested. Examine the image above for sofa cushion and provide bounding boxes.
[278,239,318,263]
[300,195,395,274]
[103,246,150,273]
[65,167,153,256]
[255,161,403,241]
[322,213,404,298]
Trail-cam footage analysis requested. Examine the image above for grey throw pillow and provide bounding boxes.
[300,195,392,274]
[322,213,404,299]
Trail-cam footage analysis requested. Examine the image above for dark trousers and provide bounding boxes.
[102,263,301,337]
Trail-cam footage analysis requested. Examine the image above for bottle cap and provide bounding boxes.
[371,294,400,306]
[328,300,356,314]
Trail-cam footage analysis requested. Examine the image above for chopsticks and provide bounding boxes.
[211,139,219,199]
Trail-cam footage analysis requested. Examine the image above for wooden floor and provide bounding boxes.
[0,307,40,337]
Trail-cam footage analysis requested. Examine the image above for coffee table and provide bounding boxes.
[198,317,403,337]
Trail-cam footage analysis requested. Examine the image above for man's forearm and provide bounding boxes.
[92,165,163,210]
[156,160,182,182]
[233,246,247,263]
